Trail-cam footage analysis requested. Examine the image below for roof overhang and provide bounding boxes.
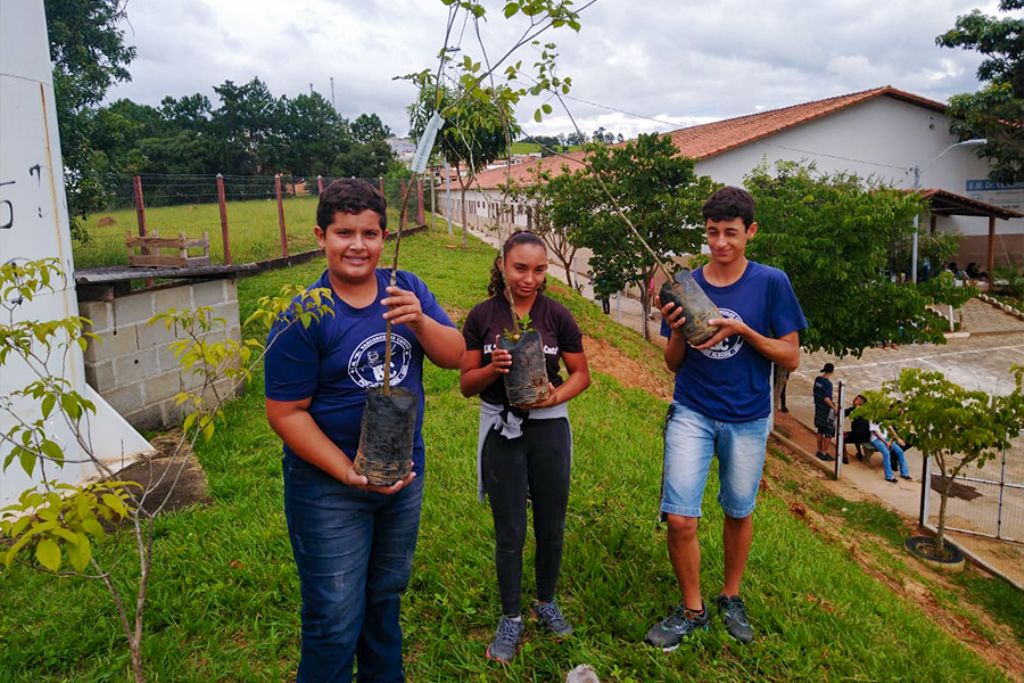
[918,188,1024,220]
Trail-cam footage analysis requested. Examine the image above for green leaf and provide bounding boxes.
[534,109,543,123]
[81,517,106,542]
[101,493,128,519]
[18,448,35,477]
[36,537,61,572]
[41,394,56,419]
[503,2,518,18]
[40,440,64,467]
[66,535,92,572]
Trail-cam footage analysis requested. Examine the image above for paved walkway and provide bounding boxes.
[457,220,1024,588]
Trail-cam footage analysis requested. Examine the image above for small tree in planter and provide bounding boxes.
[857,367,1024,564]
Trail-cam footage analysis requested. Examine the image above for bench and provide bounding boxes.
[127,231,210,268]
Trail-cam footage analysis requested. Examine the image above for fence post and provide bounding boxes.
[833,381,845,480]
[132,174,147,238]
[216,173,232,265]
[919,455,932,529]
[416,180,425,225]
[317,175,325,195]
[275,173,288,258]
[379,177,385,199]
[430,175,436,230]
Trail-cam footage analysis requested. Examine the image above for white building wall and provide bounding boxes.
[693,97,1023,252]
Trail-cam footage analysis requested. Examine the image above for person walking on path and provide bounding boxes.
[645,187,806,650]
[264,179,465,682]
[813,363,839,462]
[460,230,591,664]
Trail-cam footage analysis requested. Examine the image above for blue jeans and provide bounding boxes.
[870,438,909,480]
[283,455,424,683]
[662,402,771,519]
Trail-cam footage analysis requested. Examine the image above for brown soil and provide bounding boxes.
[582,334,673,401]
[764,442,1024,681]
[111,431,211,517]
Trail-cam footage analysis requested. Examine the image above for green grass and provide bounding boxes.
[74,197,417,269]
[510,141,584,154]
[0,228,1016,681]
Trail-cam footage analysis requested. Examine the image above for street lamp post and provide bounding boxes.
[910,138,987,283]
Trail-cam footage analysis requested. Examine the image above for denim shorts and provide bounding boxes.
[662,402,771,519]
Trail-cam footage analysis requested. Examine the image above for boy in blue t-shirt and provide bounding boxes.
[645,186,806,650]
[264,179,464,682]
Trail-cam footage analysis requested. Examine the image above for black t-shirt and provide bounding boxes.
[462,293,584,406]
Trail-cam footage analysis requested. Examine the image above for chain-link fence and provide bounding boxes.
[73,174,425,269]
[921,443,1024,544]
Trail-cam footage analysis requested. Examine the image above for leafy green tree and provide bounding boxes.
[351,113,393,144]
[745,161,968,358]
[577,134,718,338]
[45,0,136,240]
[408,77,520,247]
[937,1,1024,183]
[858,367,1024,557]
[332,140,395,179]
[210,78,279,174]
[276,92,350,178]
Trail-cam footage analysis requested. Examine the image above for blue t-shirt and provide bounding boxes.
[661,261,806,422]
[263,268,455,476]
[813,376,833,411]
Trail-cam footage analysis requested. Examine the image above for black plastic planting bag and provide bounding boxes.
[353,386,417,486]
[659,269,721,346]
[499,330,550,406]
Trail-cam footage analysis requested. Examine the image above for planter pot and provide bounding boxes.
[904,535,966,574]
[500,329,550,406]
[659,270,721,346]
[353,386,417,486]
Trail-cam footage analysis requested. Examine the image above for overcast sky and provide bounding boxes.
[107,0,998,140]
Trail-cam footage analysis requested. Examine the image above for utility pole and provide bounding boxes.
[444,161,453,237]
[330,76,336,110]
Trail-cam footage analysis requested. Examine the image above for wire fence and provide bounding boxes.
[74,174,425,269]
[923,445,1024,545]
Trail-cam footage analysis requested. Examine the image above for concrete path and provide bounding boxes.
[457,220,1024,587]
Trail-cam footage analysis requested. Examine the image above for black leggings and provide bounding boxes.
[481,417,572,616]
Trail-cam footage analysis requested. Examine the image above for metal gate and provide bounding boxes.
[919,448,1024,544]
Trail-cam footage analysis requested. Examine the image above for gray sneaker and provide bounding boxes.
[644,603,710,651]
[486,616,525,663]
[714,594,754,644]
[531,600,574,639]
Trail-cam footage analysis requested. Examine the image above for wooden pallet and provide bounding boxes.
[127,231,210,268]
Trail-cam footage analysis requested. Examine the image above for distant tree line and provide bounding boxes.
[521,128,626,156]
[44,0,398,239]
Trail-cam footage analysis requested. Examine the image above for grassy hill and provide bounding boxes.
[0,228,1018,681]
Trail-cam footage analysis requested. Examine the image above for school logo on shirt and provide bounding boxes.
[348,333,413,388]
[700,308,744,361]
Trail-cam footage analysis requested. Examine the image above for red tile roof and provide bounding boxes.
[471,86,946,189]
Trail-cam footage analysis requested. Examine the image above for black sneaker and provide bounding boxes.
[644,603,710,651]
[714,594,754,644]
[815,451,834,462]
[531,600,573,639]
[486,616,524,663]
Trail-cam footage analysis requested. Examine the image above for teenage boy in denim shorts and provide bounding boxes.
[645,186,806,649]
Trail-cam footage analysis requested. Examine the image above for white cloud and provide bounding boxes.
[106,0,990,139]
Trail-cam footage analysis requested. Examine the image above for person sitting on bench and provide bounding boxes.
[843,394,871,459]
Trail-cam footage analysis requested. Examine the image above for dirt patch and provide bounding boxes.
[931,475,983,501]
[583,334,673,401]
[111,431,211,517]
[763,443,1024,681]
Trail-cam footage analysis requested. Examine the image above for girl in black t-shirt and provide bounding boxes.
[460,230,591,664]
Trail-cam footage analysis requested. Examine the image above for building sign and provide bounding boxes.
[966,179,1024,213]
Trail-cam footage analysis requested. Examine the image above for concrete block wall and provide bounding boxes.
[79,279,242,431]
